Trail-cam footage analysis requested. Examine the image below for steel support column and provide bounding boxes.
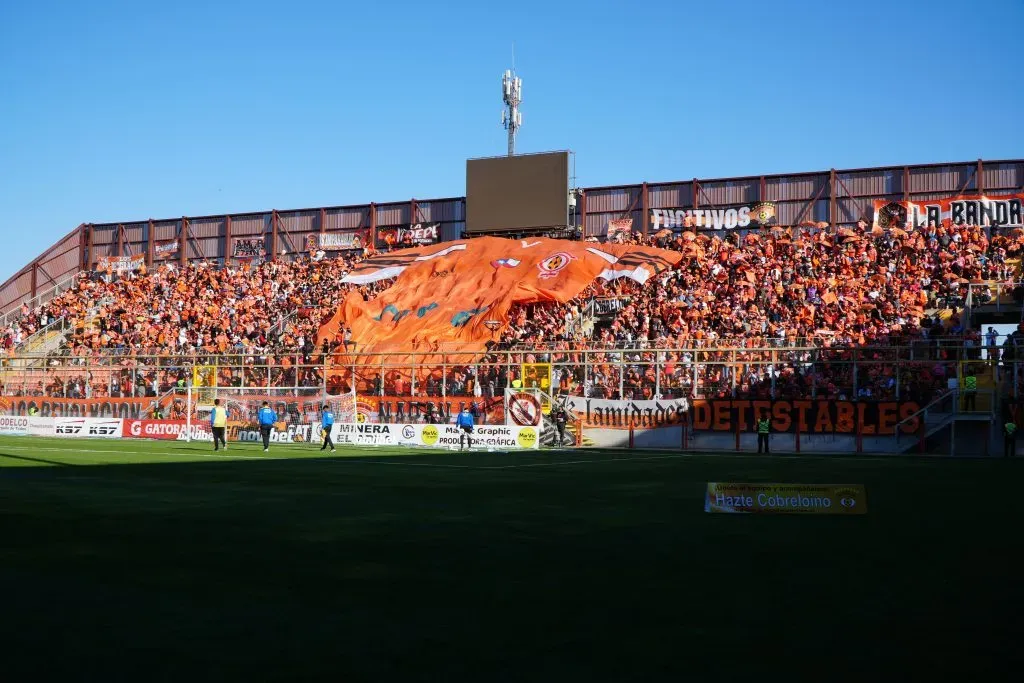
[578,192,587,237]
[829,169,836,227]
[179,218,188,267]
[225,215,232,262]
[87,224,94,270]
[271,210,279,261]
[640,182,649,238]
[369,203,377,248]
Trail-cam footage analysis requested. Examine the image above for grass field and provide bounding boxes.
[1,436,1021,681]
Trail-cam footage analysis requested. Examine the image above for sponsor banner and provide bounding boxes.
[649,204,776,232]
[154,240,179,258]
[47,417,124,439]
[228,422,319,444]
[327,423,539,449]
[606,218,633,242]
[563,396,690,429]
[332,422,404,446]
[95,254,146,274]
[873,193,1024,230]
[123,419,323,444]
[0,397,188,420]
[0,415,30,436]
[421,424,539,450]
[307,232,365,252]
[125,420,201,440]
[232,238,266,259]
[688,399,920,436]
[705,483,867,515]
[27,417,53,437]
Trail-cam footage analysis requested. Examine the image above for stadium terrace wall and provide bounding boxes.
[3,159,1022,316]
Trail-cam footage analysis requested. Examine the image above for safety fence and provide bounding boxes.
[1,344,1020,402]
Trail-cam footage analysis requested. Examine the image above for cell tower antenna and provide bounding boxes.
[501,45,522,157]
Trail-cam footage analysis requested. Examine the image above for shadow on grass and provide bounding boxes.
[0,452,75,467]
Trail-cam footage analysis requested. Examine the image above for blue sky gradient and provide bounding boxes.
[1,0,1022,280]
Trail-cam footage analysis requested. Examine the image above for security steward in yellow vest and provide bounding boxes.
[963,373,977,412]
[756,414,771,454]
[210,398,228,451]
[1004,420,1017,458]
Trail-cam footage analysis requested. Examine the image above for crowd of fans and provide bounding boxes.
[2,218,1022,402]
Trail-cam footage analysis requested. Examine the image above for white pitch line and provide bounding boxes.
[0,444,283,461]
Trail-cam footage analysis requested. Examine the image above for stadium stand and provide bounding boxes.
[2,218,1019,406]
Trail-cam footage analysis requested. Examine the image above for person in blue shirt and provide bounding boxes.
[320,404,336,453]
[456,407,474,450]
[257,401,277,452]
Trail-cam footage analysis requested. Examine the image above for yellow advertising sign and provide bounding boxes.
[191,365,218,406]
[520,363,552,413]
[704,483,867,515]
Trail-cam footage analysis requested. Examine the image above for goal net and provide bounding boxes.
[187,386,357,445]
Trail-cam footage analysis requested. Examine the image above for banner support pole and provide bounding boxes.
[186,384,192,443]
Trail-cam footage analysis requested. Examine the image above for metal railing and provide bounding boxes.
[0,345,996,408]
[15,316,70,352]
[965,281,1024,314]
[0,272,82,328]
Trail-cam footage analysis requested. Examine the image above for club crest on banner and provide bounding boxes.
[537,252,575,279]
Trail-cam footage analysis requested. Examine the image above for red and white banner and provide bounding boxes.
[873,193,1024,230]
[124,420,208,440]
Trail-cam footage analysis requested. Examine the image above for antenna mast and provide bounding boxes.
[501,46,522,157]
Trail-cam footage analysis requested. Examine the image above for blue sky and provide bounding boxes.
[1,0,1022,281]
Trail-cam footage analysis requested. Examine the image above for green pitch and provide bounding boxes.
[1,436,1020,681]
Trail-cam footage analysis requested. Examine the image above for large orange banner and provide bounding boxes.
[318,236,682,358]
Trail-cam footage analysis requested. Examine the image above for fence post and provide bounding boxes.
[619,351,625,400]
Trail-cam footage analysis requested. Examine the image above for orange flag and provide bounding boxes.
[319,237,683,376]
